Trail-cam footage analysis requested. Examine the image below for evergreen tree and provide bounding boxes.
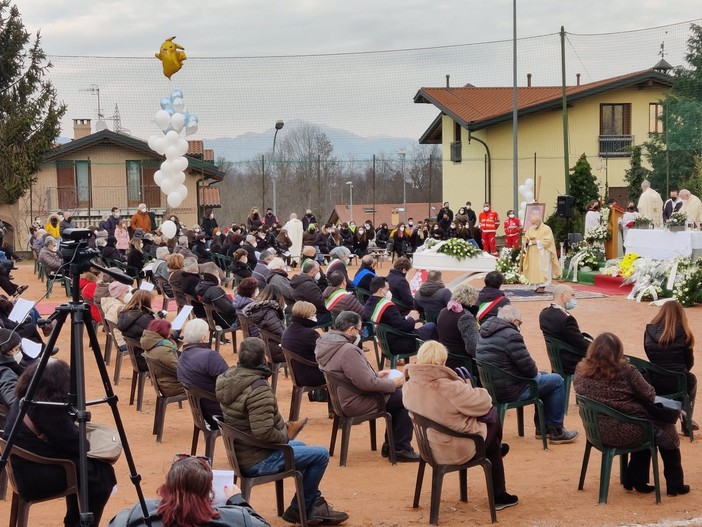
[623,145,652,202]
[0,1,66,205]
[568,153,599,212]
[644,23,702,194]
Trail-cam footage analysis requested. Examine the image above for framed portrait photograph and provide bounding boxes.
[523,203,546,233]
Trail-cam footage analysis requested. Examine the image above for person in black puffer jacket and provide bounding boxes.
[643,300,697,430]
[197,273,239,328]
[281,301,324,387]
[290,261,331,325]
[242,284,286,362]
[117,290,156,370]
[414,270,451,316]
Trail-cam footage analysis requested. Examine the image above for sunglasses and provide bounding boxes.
[173,453,211,466]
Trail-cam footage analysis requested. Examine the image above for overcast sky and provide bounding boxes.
[12,1,702,155]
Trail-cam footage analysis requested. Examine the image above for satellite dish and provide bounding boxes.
[96,120,108,131]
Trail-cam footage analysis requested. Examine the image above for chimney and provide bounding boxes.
[446,74,450,88]
[73,119,92,139]
[576,73,581,86]
[527,73,532,87]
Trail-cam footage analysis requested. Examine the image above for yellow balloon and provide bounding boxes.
[155,36,187,79]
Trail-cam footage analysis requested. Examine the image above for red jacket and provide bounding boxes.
[479,210,499,233]
[504,217,521,237]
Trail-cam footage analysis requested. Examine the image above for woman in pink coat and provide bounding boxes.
[403,341,518,511]
[114,218,131,254]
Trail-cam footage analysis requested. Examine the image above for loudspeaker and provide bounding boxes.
[557,195,574,218]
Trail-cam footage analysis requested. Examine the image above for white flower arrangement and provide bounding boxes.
[667,211,687,227]
[584,224,611,244]
[495,247,527,284]
[436,238,482,260]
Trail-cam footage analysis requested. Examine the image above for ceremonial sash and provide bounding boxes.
[325,289,349,310]
[477,297,503,322]
[327,259,345,276]
[370,298,394,324]
[352,267,375,287]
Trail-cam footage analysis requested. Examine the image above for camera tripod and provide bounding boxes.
[0,259,152,527]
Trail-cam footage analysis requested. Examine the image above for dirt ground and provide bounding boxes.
[1,261,701,527]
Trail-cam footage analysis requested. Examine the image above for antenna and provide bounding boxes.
[659,31,668,59]
[80,84,107,131]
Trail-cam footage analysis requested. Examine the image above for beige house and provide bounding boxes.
[0,119,223,249]
[414,64,673,220]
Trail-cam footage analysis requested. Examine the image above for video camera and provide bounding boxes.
[59,228,101,274]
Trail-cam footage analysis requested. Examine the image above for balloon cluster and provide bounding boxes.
[517,178,535,222]
[147,89,199,209]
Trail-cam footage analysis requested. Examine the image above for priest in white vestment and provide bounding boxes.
[283,213,304,264]
[523,212,561,293]
[636,180,664,228]
[679,189,702,228]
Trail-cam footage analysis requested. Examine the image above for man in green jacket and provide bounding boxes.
[216,337,349,525]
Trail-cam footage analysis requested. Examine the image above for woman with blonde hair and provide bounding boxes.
[403,340,518,511]
[574,332,689,496]
[644,300,697,432]
[115,218,131,254]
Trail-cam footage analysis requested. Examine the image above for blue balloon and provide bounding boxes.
[186,114,198,124]
[160,97,171,110]
[166,107,175,116]
[170,89,184,101]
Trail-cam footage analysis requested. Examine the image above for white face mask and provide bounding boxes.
[50,245,58,252]
[241,258,248,265]
[309,314,318,322]
[384,290,393,300]
[484,207,490,212]
[140,207,146,213]
[113,212,120,218]
[314,272,321,281]
[408,222,414,227]
[209,214,214,219]
[123,292,133,303]
[353,335,361,346]
[466,205,472,210]
[12,350,22,364]
[508,214,515,219]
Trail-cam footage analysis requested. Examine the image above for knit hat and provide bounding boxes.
[109,282,131,298]
[0,328,21,355]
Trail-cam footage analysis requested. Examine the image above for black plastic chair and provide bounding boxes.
[282,347,327,421]
[544,337,584,415]
[475,361,548,450]
[322,370,396,466]
[122,336,151,412]
[575,394,661,504]
[626,355,694,442]
[213,416,309,527]
[260,329,288,394]
[183,384,222,463]
[143,356,187,443]
[103,319,128,385]
[0,438,79,527]
[203,302,238,354]
[409,412,496,525]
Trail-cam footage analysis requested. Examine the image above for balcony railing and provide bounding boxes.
[46,185,163,212]
[598,135,634,157]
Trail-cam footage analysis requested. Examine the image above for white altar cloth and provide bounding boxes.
[624,229,702,260]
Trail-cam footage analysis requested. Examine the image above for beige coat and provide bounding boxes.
[637,187,664,228]
[403,364,492,465]
[522,222,561,285]
[681,194,702,227]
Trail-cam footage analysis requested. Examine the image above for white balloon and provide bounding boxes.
[165,130,180,143]
[160,178,178,194]
[172,171,186,185]
[160,159,174,173]
[176,184,188,200]
[160,220,177,239]
[524,191,534,202]
[165,145,180,160]
[520,200,527,211]
[170,112,185,133]
[518,185,528,197]
[518,211,526,222]
[167,192,183,208]
[172,97,186,113]
[185,120,199,136]
[153,170,165,186]
[177,137,189,156]
[525,178,534,189]
[173,157,189,173]
[155,110,171,132]
[148,135,160,152]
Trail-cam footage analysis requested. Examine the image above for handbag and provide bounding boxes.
[86,423,123,464]
[644,396,682,424]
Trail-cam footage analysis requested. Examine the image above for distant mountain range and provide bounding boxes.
[204,119,418,163]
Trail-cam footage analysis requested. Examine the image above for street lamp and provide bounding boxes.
[397,149,407,222]
[272,120,284,216]
[346,181,354,223]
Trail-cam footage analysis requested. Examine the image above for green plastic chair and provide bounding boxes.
[544,337,584,415]
[354,287,371,305]
[475,360,548,450]
[626,355,694,442]
[374,323,423,370]
[422,308,441,324]
[575,394,661,504]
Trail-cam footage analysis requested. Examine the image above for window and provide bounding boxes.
[126,160,160,208]
[599,103,632,156]
[450,120,462,162]
[56,160,91,209]
[649,103,664,134]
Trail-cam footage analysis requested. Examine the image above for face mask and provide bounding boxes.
[314,272,321,281]
[309,314,318,322]
[241,258,248,265]
[50,245,58,252]
[140,207,146,213]
[353,335,361,347]
[365,224,371,229]
[508,214,515,219]
[466,205,471,210]
[12,350,22,365]
[170,217,176,221]
[384,290,393,300]
[450,224,456,229]
[433,226,439,231]
[408,222,414,227]
[484,207,490,212]
[113,212,120,218]
[123,292,133,303]
[358,229,364,234]
[209,214,214,219]
[254,289,260,298]
[566,298,577,310]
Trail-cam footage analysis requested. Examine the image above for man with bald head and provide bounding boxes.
[679,189,702,228]
[522,212,561,293]
[539,284,592,375]
[637,180,663,228]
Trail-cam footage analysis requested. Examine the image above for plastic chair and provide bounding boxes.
[143,356,187,443]
[374,323,423,370]
[155,276,175,312]
[259,329,288,394]
[575,394,661,504]
[409,412,496,525]
[626,355,694,442]
[422,308,441,324]
[103,320,128,385]
[322,370,396,466]
[238,314,256,339]
[212,417,309,527]
[93,300,113,365]
[475,361,548,450]
[182,384,222,463]
[282,347,327,421]
[184,292,206,319]
[122,336,151,412]
[544,337,584,415]
[203,302,238,354]
[0,438,79,527]
[354,287,372,305]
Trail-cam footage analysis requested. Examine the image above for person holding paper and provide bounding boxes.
[522,212,561,293]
